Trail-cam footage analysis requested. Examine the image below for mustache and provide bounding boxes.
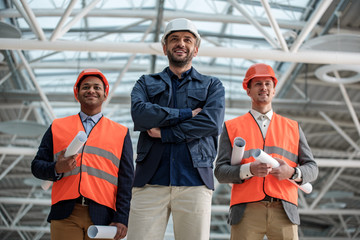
[84,94,98,97]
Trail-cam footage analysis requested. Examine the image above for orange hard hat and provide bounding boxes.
[243,63,278,90]
[73,69,109,101]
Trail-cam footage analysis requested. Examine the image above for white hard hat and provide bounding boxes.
[161,18,201,47]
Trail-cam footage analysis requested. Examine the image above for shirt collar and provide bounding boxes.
[250,109,273,121]
[166,67,192,80]
[79,111,102,123]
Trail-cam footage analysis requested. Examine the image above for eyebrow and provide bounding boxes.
[169,34,195,39]
[254,79,272,82]
[81,83,103,88]
[82,83,102,86]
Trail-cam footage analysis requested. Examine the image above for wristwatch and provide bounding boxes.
[290,167,299,180]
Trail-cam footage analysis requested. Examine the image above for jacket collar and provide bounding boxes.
[166,67,192,80]
[154,67,204,85]
[189,67,204,81]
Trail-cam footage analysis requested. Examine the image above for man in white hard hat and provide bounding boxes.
[127,18,225,240]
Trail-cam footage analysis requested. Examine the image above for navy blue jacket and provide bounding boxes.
[31,121,134,226]
[131,67,225,189]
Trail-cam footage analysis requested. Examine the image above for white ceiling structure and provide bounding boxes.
[0,0,360,239]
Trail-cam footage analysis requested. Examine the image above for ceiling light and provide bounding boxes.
[301,34,360,53]
[315,64,360,84]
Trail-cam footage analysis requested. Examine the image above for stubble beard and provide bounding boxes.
[167,49,194,68]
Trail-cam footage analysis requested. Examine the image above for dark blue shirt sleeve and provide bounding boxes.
[160,108,201,143]
[165,108,193,134]
[31,125,60,181]
[131,75,181,131]
[179,108,192,122]
[161,77,225,143]
[113,130,134,226]
[161,108,191,143]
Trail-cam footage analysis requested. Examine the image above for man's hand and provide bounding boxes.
[110,222,127,240]
[270,158,294,180]
[192,108,202,117]
[54,150,78,173]
[147,127,161,138]
[250,160,272,177]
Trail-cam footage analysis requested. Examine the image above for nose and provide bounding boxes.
[260,83,267,89]
[176,38,186,47]
[87,86,96,93]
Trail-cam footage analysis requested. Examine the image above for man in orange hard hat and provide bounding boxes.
[32,69,134,240]
[215,63,318,240]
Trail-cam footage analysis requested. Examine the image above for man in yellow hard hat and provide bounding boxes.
[32,69,134,240]
[127,18,225,240]
[215,63,318,240]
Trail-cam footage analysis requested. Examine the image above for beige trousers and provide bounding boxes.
[231,201,298,240]
[127,185,212,240]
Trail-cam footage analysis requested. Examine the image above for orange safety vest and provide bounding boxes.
[225,112,299,206]
[51,114,128,210]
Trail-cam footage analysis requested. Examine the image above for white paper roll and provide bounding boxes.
[87,225,117,239]
[252,148,280,168]
[231,137,246,165]
[64,131,87,157]
[292,179,313,194]
[252,149,313,194]
[41,131,87,191]
[41,180,53,191]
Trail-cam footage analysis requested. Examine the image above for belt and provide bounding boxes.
[75,196,90,206]
[262,195,281,202]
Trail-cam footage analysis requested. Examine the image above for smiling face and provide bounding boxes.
[247,77,275,113]
[162,31,198,69]
[76,76,107,115]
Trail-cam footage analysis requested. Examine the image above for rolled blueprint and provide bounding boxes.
[63,131,87,157]
[252,149,313,194]
[41,131,87,191]
[231,137,246,165]
[88,225,117,239]
[252,149,280,168]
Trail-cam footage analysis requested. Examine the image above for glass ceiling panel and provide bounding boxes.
[11,0,313,116]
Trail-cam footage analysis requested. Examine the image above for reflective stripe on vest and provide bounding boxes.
[51,114,127,210]
[225,112,299,206]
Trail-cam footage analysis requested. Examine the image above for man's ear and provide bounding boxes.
[162,44,167,56]
[193,46,199,57]
[246,88,251,96]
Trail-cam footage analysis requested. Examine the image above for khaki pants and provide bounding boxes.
[51,204,109,240]
[231,201,298,240]
[127,185,212,240]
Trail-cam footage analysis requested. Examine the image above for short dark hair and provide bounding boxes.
[247,79,252,89]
